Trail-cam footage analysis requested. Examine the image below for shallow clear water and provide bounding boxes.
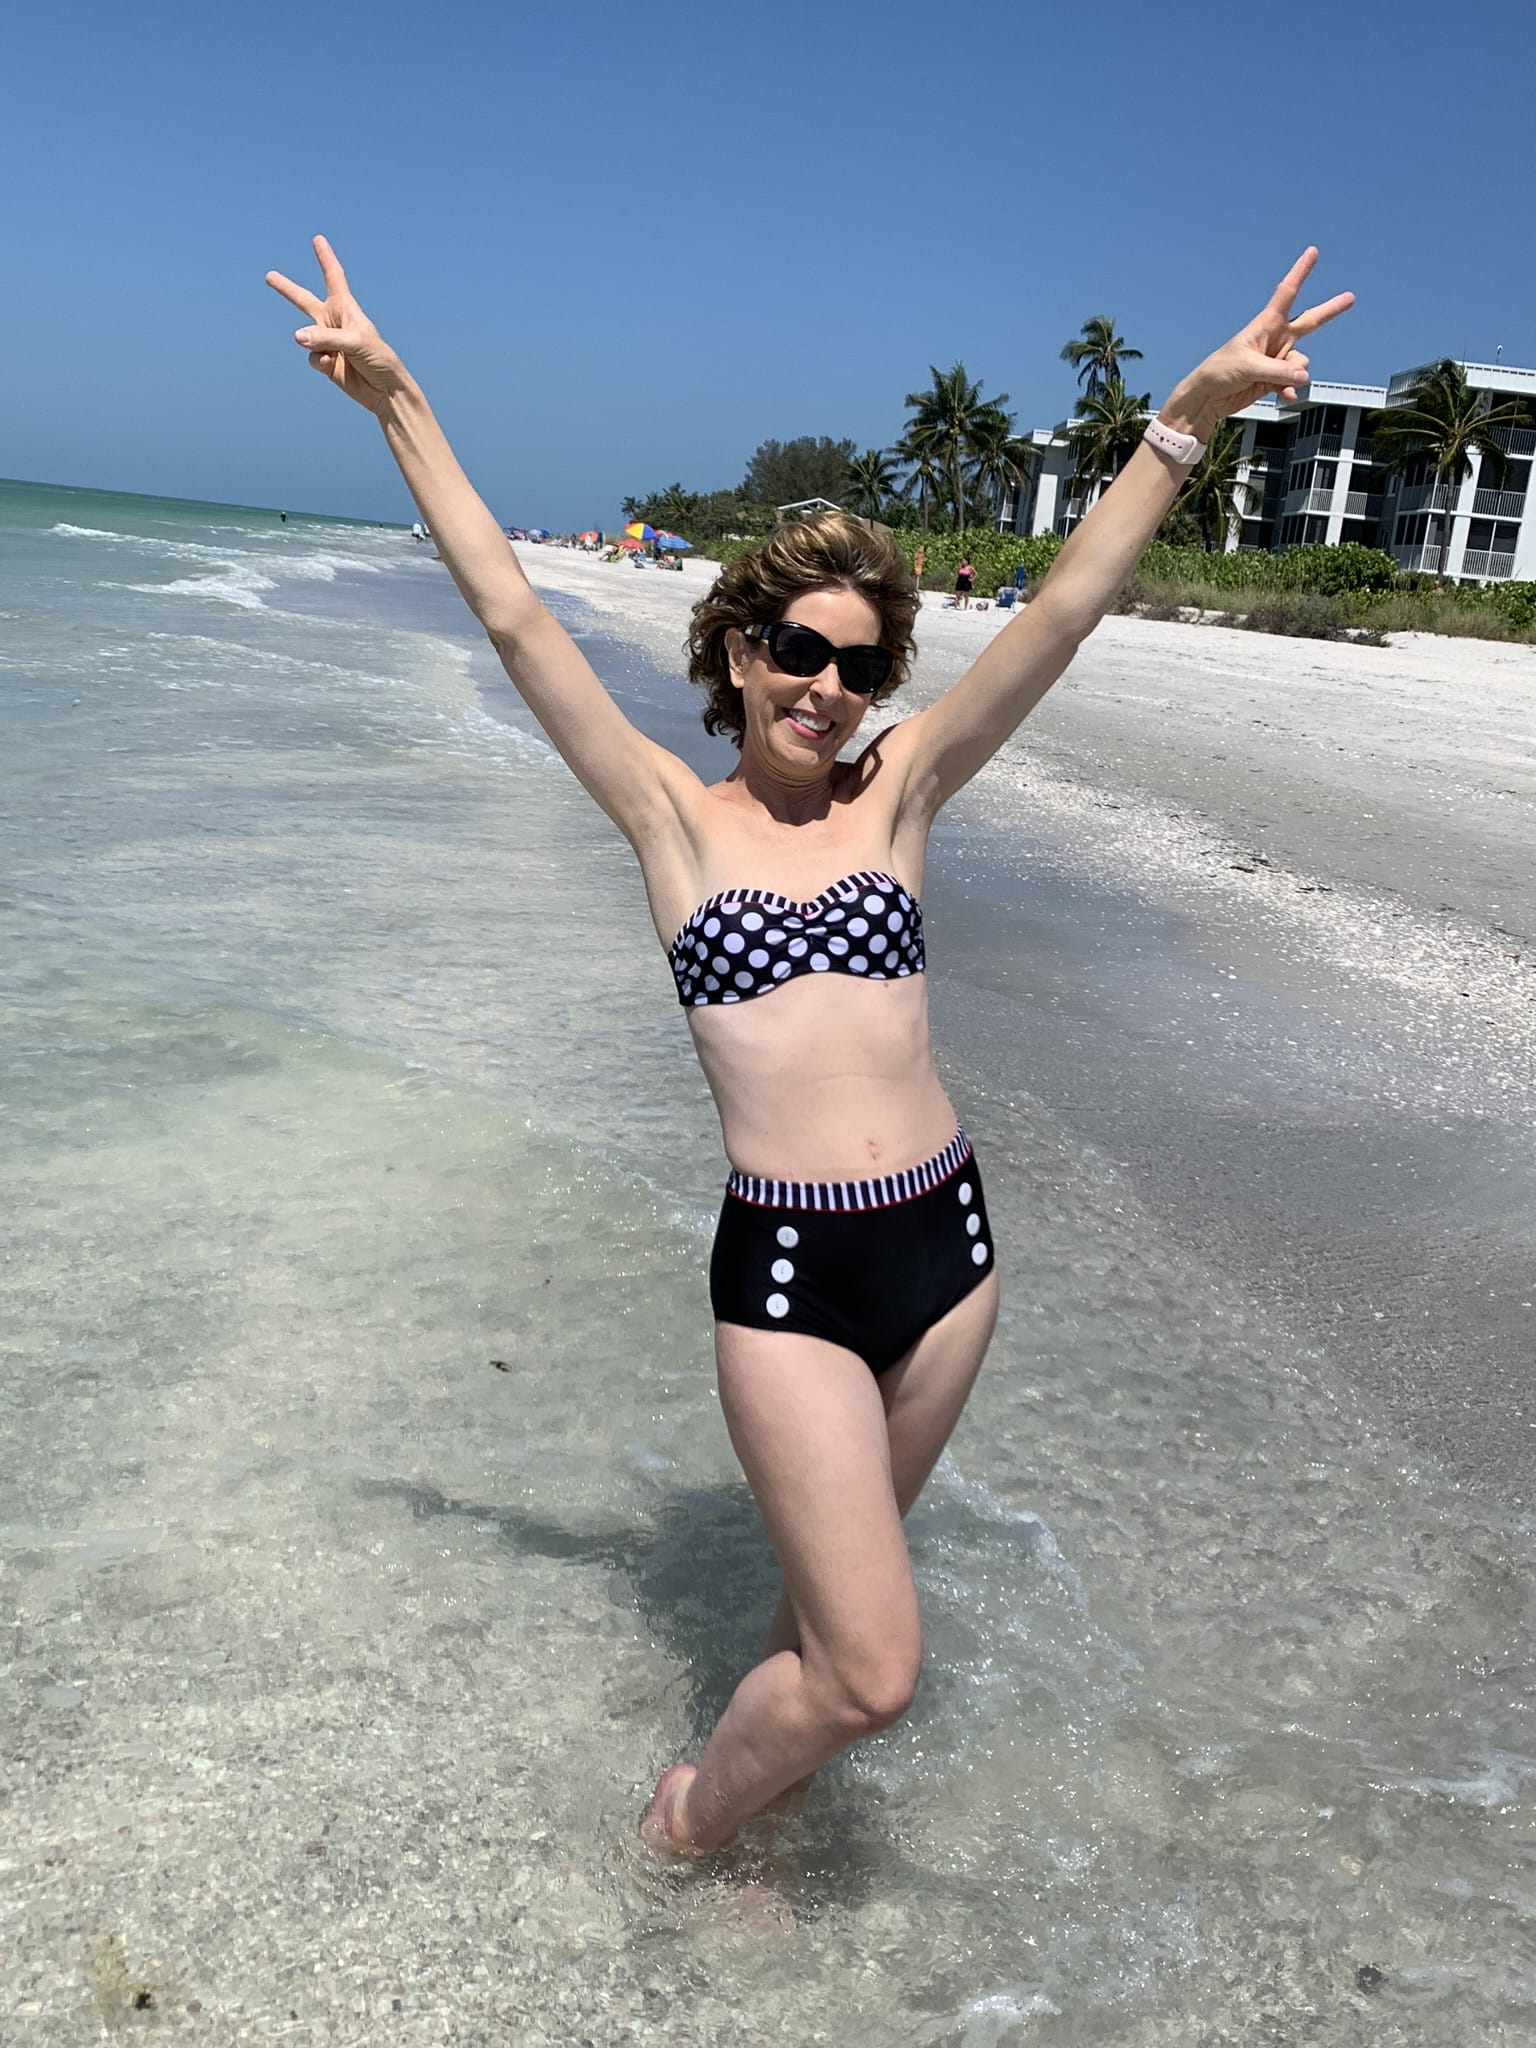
[3,481,1533,2044]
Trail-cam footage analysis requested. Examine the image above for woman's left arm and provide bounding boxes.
[896,249,1354,817]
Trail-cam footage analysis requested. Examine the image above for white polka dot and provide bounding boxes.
[784,916,803,929]
[772,960,792,979]
[825,906,845,922]
[958,1182,973,1205]
[771,1258,795,1284]
[966,1213,981,1236]
[748,947,770,968]
[694,939,708,958]
[704,975,720,991]
[868,932,888,953]
[776,1225,799,1248]
[848,917,868,936]
[723,931,745,955]
[827,935,849,956]
[713,955,730,973]
[741,911,764,931]
[898,892,912,910]
[734,970,755,989]
[887,911,905,933]
[704,917,721,938]
[765,929,786,945]
[850,956,868,973]
[787,937,808,958]
[896,964,911,976]
[810,954,830,971]
[722,990,740,1002]
[766,1292,790,1318]
[971,1243,989,1266]
[864,894,885,914]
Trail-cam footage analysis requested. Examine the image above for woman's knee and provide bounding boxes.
[811,1643,922,1739]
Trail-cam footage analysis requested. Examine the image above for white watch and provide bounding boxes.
[1144,417,1206,466]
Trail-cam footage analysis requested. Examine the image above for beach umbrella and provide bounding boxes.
[625,522,659,541]
[578,530,599,543]
[618,536,645,550]
[658,533,692,550]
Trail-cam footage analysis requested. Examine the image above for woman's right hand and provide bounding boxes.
[265,235,412,418]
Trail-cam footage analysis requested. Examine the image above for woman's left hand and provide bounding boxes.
[1164,248,1355,437]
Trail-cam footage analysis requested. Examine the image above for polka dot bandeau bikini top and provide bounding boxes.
[668,870,925,1008]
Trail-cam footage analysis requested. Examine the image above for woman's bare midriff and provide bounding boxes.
[685,971,958,1182]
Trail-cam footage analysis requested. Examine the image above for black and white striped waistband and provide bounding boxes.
[725,1129,972,1212]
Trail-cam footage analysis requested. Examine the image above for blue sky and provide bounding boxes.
[8,0,1533,530]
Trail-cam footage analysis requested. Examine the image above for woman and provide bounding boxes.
[953,556,975,608]
[267,239,1351,1857]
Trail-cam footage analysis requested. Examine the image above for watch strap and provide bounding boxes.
[1144,417,1206,466]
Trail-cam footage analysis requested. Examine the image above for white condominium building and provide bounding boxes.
[998,360,1536,584]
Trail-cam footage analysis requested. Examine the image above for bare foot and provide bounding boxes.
[639,1763,705,1859]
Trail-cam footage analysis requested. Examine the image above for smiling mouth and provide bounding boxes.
[782,709,832,737]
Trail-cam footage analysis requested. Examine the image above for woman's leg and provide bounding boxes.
[645,1324,923,1854]
[752,1270,1000,1817]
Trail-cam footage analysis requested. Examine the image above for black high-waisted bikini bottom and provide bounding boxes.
[708,1129,995,1376]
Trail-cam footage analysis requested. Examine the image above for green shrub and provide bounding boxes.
[1239,592,1352,639]
[898,529,1064,593]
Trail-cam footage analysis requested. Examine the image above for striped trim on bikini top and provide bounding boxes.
[726,1129,972,1213]
[667,869,925,1007]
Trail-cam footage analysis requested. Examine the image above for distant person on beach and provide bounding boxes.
[268,236,1351,1860]
[953,557,975,609]
[912,543,925,599]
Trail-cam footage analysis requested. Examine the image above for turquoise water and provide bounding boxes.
[3,479,1534,2045]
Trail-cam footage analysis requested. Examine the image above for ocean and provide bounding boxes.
[3,477,1533,2044]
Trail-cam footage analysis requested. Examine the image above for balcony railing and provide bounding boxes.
[1392,544,1453,573]
[1461,550,1516,580]
[1288,488,1335,513]
[1343,493,1383,519]
[1472,488,1528,519]
[1397,481,1455,512]
[1490,427,1536,457]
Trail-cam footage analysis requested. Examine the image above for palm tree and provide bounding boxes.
[1065,379,1151,521]
[1371,358,1533,576]
[1174,420,1257,552]
[902,363,1012,532]
[1061,316,1143,397]
[653,482,700,534]
[965,412,1042,530]
[846,447,901,520]
[894,421,949,532]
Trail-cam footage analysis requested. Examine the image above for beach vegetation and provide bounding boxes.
[1060,315,1144,397]
[1171,420,1259,552]
[896,527,1064,592]
[901,364,1013,532]
[964,415,1043,535]
[740,435,858,510]
[1065,378,1153,512]
[846,447,903,520]
[893,421,949,531]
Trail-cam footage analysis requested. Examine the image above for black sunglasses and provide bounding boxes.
[743,620,894,696]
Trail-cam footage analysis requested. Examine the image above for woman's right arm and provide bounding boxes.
[265,237,695,846]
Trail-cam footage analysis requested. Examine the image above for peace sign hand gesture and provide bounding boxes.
[1167,248,1355,437]
[265,236,412,419]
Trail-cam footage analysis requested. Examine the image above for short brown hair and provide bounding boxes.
[686,514,918,745]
